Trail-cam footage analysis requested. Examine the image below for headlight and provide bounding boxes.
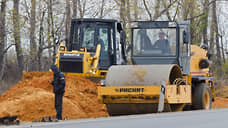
[80,47,86,51]
[100,80,105,86]
[60,46,65,51]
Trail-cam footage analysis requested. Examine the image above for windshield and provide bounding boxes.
[82,26,96,49]
[132,28,176,56]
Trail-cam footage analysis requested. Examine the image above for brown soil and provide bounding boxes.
[0,72,108,121]
[212,97,228,109]
[212,85,228,109]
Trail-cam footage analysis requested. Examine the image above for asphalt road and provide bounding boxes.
[3,108,228,128]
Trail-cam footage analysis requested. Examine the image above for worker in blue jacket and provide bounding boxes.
[49,65,65,120]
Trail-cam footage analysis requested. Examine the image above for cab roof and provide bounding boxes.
[71,18,118,23]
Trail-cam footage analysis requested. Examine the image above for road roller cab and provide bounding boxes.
[130,21,191,76]
[98,21,214,115]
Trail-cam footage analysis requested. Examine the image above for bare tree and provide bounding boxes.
[202,0,209,45]
[30,0,37,71]
[73,0,78,18]
[13,0,24,77]
[220,33,225,63]
[212,1,222,66]
[99,0,105,18]
[133,0,138,20]
[37,7,45,71]
[0,0,6,80]
[126,0,131,23]
[143,0,178,21]
[142,0,152,20]
[65,0,71,48]
[120,0,126,29]
[153,0,161,20]
[78,0,86,18]
[47,0,52,60]
[51,4,57,64]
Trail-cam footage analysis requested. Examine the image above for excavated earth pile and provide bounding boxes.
[212,85,228,109]
[0,72,108,122]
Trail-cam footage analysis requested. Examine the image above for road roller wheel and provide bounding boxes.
[192,83,212,110]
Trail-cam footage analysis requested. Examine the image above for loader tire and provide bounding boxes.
[192,83,212,110]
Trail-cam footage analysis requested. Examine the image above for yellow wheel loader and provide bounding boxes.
[55,19,127,82]
[98,21,215,115]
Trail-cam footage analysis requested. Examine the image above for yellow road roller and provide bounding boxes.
[98,21,214,115]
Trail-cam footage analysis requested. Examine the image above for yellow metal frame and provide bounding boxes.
[55,44,106,77]
[98,85,191,104]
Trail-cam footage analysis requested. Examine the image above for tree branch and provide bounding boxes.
[143,0,152,20]
[152,0,178,21]
[185,12,206,20]
[3,44,16,54]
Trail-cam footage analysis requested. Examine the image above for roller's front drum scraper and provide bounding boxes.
[102,65,186,116]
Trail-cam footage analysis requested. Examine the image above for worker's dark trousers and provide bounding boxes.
[55,92,64,120]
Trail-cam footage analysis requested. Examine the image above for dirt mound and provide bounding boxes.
[211,85,228,108]
[212,97,228,109]
[0,72,108,121]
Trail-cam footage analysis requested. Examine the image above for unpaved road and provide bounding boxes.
[4,108,228,128]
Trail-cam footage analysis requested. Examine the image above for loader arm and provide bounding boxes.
[90,44,101,72]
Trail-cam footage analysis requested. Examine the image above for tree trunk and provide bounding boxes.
[210,0,223,78]
[126,0,131,23]
[182,0,190,20]
[202,0,209,45]
[30,0,37,71]
[13,0,24,77]
[50,3,56,64]
[0,0,6,80]
[133,0,138,20]
[209,1,215,74]
[220,35,225,63]
[78,0,86,18]
[38,11,45,71]
[73,0,78,18]
[47,0,52,61]
[153,0,161,20]
[120,0,126,29]
[99,0,105,18]
[212,1,222,66]
[65,0,71,48]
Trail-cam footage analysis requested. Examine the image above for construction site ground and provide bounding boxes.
[0,72,228,122]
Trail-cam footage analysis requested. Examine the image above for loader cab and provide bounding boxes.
[131,21,191,74]
[67,18,126,71]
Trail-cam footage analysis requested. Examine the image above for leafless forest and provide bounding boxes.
[0,0,227,93]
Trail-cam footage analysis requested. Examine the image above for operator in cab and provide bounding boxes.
[153,31,171,54]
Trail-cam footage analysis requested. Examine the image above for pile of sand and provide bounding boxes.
[0,72,108,121]
[212,97,228,109]
[211,85,228,109]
